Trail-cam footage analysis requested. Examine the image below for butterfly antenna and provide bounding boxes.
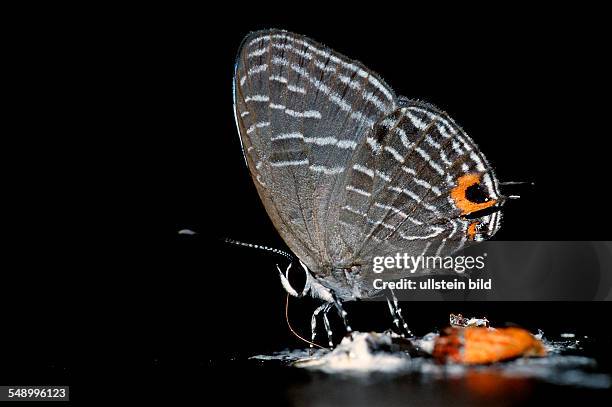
[223,238,293,262]
[499,180,535,201]
[499,181,535,186]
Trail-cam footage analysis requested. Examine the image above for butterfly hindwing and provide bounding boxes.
[336,99,503,271]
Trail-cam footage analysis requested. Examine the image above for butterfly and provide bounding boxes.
[233,29,504,339]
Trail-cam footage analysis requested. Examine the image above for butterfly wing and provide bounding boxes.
[332,98,504,292]
[233,29,397,274]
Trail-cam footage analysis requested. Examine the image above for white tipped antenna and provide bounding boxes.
[499,181,535,186]
[223,238,293,261]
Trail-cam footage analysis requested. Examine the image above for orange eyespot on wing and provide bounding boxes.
[451,173,498,215]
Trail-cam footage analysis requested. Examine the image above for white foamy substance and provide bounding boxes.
[293,332,411,374]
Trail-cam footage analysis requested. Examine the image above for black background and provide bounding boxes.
[4,5,612,404]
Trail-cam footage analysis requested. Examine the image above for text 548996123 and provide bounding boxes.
[1,386,69,401]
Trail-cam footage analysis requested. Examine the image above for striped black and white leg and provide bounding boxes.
[322,303,334,348]
[386,296,402,336]
[330,291,352,337]
[311,303,327,348]
[311,303,334,349]
[387,289,413,338]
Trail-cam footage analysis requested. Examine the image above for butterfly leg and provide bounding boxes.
[310,303,328,348]
[386,296,402,336]
[386,289,413,338]
[310,303,334,348]
[330,291,353,337]
[322,303,334,348]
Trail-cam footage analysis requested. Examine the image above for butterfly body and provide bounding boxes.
[233,30,504,301]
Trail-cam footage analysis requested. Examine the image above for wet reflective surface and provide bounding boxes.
[206,333,611,406]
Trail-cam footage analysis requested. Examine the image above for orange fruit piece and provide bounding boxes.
[433,327,546,364]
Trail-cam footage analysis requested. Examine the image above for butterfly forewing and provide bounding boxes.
[234,29,397,273]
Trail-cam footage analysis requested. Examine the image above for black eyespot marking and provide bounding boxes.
[466,182,489,204]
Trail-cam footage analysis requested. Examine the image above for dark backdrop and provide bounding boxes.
[4,6,611,404]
